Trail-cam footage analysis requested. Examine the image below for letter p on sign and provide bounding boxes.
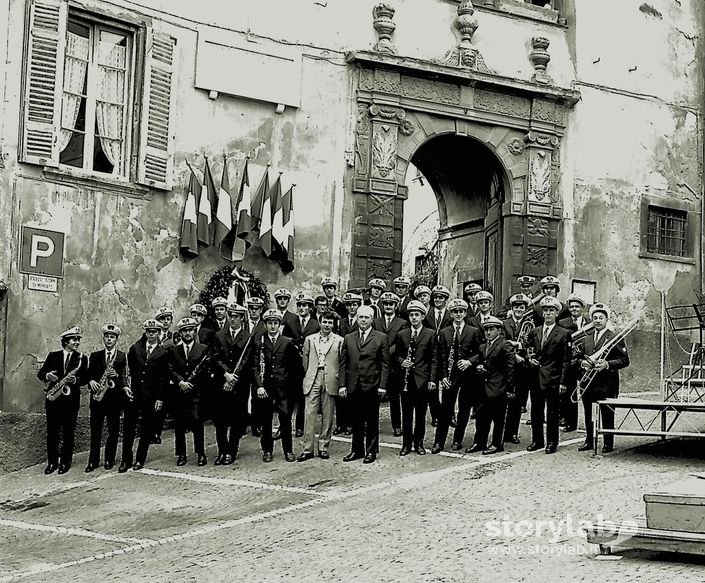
[20,227,65,277]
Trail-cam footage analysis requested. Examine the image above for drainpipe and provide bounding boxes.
[677,181,704,295]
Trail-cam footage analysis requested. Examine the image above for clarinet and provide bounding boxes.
[402,331,417,392]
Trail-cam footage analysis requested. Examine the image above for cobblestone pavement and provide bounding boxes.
[3,398,705,583]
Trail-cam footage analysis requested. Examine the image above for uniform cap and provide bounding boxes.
[273,288,292,299]
[540,296,562,311]
[368,278,386,290]
[380,292,400,304]
[247,297,265,308]
[60,326,82,339]
[464,283,482,294]
[393,276,412,286]
[176,317,198,331]
[406,300,428,316]
[540,275,560,289]
[517,276,536,286]
[342,292,363,304]
[566,293,586,307]
[227,302,247,315]
[154,306,173,319]
[320,277,338,288]
[414,285,431,298]
[476,291,494,303]
[295,292,315,305]
[481,316,504,329]
[101,323,121,336]
[509,293,531,306]
[189,303,207,316]
[589,303,610,320]
[211,297,228,308]
[448,299,469,311]
[262,309,283,322]
[431,285,450,299]
[142,319,163,331]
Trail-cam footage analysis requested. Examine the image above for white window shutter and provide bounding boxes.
[137,30,177,190]
[20,0,67,166]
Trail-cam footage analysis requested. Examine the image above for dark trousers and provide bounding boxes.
[473,396,508,448]
[335,395,351,430]
[88,400,121,465]
[530,384,560,446]
[388,387,402,430]
[504,379,530,440]
[453,382,477,445]
[434,385,460,448]
[174,399,205,456]
[45,398,79,465]
[560,383,579,429]
[583,396,615,448]
[214,389,246,456]
[400,383,428,447]
[427,389,441,423]
[132,400,160,465]
[350,388,380,455]
[259,398,293,455]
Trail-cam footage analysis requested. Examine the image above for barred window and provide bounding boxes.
[647,206,687,257]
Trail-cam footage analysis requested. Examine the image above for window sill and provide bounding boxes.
[446,0,566,27]
[639,251,696,266]
[41,167,153,198]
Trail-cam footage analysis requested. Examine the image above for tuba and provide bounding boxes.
[46,353,83,401]
[517,312,535,348]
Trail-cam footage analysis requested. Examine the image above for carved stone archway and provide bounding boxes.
[346,50,579,299]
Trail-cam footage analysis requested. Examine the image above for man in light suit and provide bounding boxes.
[339,305,390,464]
[298,310,343,461]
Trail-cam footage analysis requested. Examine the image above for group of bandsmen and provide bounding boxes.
[37,274,630,475]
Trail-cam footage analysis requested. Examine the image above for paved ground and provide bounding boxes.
[3,396,705,583]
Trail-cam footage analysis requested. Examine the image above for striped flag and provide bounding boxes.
[214,157,233,248]
[235,158,252,247]
[249,164,269,237]
[197,158,217,246]
[218,159,246,262]
[271,172,284,257]
[179,168,201,258]
[259,171,274,257]
[280,184,295,273]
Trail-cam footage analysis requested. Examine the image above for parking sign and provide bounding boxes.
[20,227,65,278]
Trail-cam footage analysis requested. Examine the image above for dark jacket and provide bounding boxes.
[526,324,571,390]
[196,325,217,347]
[437,323,482,385]
[478,337,515,400]
[127,339,169,404]
[393,326,437,391]
[252,333,302,412]
[282,316,320,354]
[214,327,253,389]
[85,349,129,406]
[372,315,408,360]
[339,329,390,394]
[37,349,88,405]
[579,329,629,400]
[424,308,453,337]
[339,315,360,338]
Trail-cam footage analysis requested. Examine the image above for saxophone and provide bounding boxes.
[46,354,83,401]
[402,331,418,392]
[93,350,117,402]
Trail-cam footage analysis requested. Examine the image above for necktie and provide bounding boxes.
[412,329,418,342]
[147,344,154,357]
[453,325,460,347]
[360,330,366,344]
[594,332,599,345]
[301,317,306,330]
[185,344,191,360]
[541,327,549,348]
[386,317,392,330]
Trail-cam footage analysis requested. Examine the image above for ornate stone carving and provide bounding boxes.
[369,258,394,279]
[369,225,394,249]
[526,245,547,266]
[369,104,405,120]
[371,124,397,179]
[375,69,401,94]
[399,118,415,136]
[355,104,371,177]
[359,68,375,91]
[439,1,491,72]
[475,89,531,118]
[529,37,552,84]
[369,194,395,216]
[527,217,549,238]
[532,99,555,123]
[372,4,397,55]
[524,131,559,147]
[401,76,461,105]
[550,141,561,203]
[507,138,525,155]
[528,150,551,201]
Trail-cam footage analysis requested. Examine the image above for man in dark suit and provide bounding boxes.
[526,297,571,454]
[246,296,267,437]
[213,304,253,464]
[433,299,482,453]
[335,292,362,435]
[467,317,515,454]
[126,319,169,471]
[424,285,453,335]
[84,323,130,473]
[152,306,177,444]
[577,303,630,454]
[210,297,230,332]
[394,301,437,455]
[393,276,413,322]
[557,294,589,433]
[321,276,347,319]
[273,288,298,333]
[531,276,570,325]
[466,290,495,340]
[37,326,88,475]
[373,291,408,437]
[169,317,211,466]
[339,305,390,463]
[283,293,321,437]
[190,303,216,347]
[253,310,302,462]
[464,283,482,318]
[365,278,386,319]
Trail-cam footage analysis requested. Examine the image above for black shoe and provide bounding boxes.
[526,443,544,452]
[482,445,504,455]
[118,462,131,473]
[273,428,281,440]
[559,419,567,427]
[393,427,403,437]
[132,462,144,471]
[176,455,187,466]
[601,445,614,454]
[562,426,576,433]
[451,442,462,451]
[44,463,58,475]
[399,446,411,457]
[251,427,262,437]
[318,451,330,460]
[431,444,443,454]
[214,454,225,466]
[57,464,70,474]
[545,444,557,454]
[363,453,376,464]
[465,444,483,454]
[506,435,521,445]
[415,444,426,456]
[297,452,315,462]
[343,452,364,462]
[333,426,344,435]
[285,452,296,462]
[104,461,114,470]
[84,463,97,473]
[262,452,273,463]
[197,455,207,466]
[223,454,235,465]
[577,441,592,452]
[295,429,304,438]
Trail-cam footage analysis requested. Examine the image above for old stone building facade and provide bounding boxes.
[0,0,702,467]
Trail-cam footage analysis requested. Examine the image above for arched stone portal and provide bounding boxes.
[347,51,580,300]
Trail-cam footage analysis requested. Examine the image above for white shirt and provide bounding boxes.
[594,328,608,345]
[435,308,445,324]
[300,317,309,330]
[146,343,157,355]
[453,322,464,337]
[542,323,555,343]
[105,349,115,363]
[269,334,279,344]
[182,341,194,358]
[359,328,370,343]
[230,326,242,337]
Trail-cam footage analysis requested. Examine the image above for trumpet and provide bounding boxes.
[571,318,638,403]
[46,353,83,401]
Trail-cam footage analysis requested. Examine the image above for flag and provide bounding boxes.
[218,159,246,262]
[179,168,201,258]
[197,158,217,246]
[259,170,273,257]
[235,158,252,247]
[270,173,284,259]
[249,165,270,237]
[280,184,295,273]
[214,158,233,248]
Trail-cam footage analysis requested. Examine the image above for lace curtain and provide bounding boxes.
[95,38,126,169]
[58,32,89,153]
